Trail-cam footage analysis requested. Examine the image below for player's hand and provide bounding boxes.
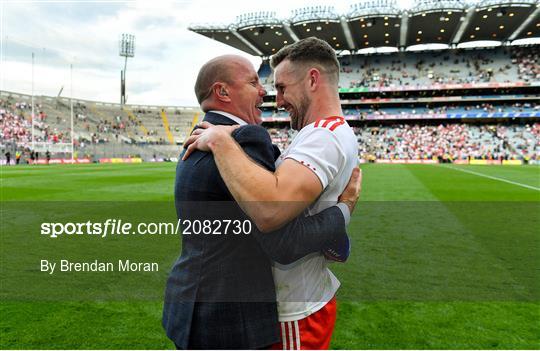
[182,124,239,160]
[338,167,362,214]
[183,121,214,148]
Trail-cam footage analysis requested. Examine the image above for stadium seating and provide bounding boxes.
[1,108,32,146]
[353,123,539,161]
[265,122,540,162]
[2,45,539,163]
[0,94,199,160]
[260,46,539,91]
[339,47,530,89]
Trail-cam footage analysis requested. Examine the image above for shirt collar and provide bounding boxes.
[209,110,248,126]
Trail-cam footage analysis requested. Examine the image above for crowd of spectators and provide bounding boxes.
[339,47,539,89]
[512,47,539,83]
[1,98,65,163]
[1,98,69,147]
[3,93,538,163]
[356,123,539,161]
[266,122,539,162]
[1,108,32,146]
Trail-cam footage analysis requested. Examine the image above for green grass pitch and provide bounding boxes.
[1,163,539,349]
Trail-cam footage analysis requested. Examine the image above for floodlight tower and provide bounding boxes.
[119,33,135,108]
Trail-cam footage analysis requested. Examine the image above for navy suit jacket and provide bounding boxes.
[162,112,347,349]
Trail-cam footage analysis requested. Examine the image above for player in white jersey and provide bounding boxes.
[273,115,358,325]
[183,37,361,349]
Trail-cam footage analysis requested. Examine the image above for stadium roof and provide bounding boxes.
[189,0,540,57]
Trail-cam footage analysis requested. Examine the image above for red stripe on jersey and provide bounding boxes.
[329,120,345,131]
[314,116,345,131]
[321,119,333,128]
[314,116,342,128]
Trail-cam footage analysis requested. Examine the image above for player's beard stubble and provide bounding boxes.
[290,93,311,131]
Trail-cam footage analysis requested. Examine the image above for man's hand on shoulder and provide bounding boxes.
[182,122,240,160]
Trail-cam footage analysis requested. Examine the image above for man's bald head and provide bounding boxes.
[194,55,251,105]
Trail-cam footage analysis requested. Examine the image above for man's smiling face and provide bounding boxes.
[274,59,311,130]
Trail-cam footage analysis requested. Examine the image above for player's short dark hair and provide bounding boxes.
[270,37,340,84]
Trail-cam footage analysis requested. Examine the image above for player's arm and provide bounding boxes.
[255,205,347,265]
[255,168,361,264]
[196,125,360,264]
[184,125,325,232]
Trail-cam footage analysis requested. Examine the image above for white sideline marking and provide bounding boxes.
[443,166,540,192]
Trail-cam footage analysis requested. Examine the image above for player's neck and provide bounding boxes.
[304,99,343,127]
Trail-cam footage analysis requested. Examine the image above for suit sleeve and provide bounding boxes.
[232,125,349,265]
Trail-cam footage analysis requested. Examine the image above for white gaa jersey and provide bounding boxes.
[273,116,358,322]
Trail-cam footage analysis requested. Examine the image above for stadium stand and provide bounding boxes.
[0,92,200,163]
[1,104,32,147]
[2,0,539,165]
[339,46,539,89]
[258,46,539,91]
[2,47,538,165]
[263,122,539,163]
[354,123,539,162]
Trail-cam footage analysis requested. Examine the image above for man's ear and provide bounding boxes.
[308,68,320,91]
[213,83,231,102]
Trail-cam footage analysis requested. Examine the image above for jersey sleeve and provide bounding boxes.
[284,127,345,189]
